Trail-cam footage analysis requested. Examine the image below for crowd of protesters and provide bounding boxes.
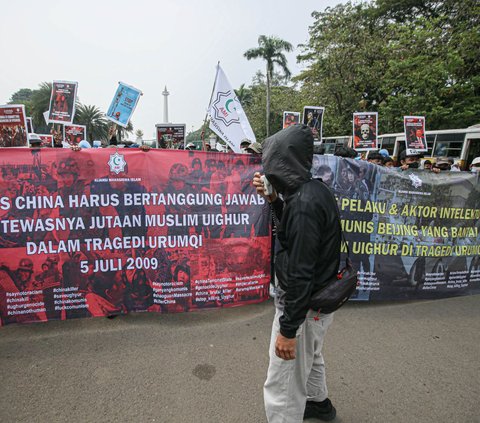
[331,145,479,173]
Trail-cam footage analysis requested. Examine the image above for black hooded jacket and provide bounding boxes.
[263,125,341,338]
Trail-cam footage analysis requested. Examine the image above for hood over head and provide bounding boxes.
[262,124,313,195]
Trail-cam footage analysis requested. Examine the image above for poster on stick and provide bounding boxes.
[106,82,142,128]
[64,124,87,146]
[302,106,324,141]
[283,111,300,129]
[0,105,28,147]
[26,118,34,134]
[404,116,428,156]
[47,81,78,124]
[353,112,378,151]
[155,124,186,148]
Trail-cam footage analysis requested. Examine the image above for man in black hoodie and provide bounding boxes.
[253,124,341,422]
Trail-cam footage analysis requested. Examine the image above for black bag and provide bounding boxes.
[309,256,358,314]
[309,189,358,313]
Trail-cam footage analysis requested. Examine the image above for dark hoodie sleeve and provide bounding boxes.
[279,194,326,338]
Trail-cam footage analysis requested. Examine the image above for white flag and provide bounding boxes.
[208,64,256,153]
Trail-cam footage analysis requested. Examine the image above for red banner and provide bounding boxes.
[0,149,271,325]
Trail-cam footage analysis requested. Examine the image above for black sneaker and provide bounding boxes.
[303,398,336,421]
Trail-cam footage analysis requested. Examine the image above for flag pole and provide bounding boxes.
[201,61,220,151]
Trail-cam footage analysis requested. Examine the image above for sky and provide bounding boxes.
[0,0,343,140]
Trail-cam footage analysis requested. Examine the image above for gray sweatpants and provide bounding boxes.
[264,307,334,423]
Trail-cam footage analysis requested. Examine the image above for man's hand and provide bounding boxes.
[275,333,296,360]
[253,172,277,203]
[140,144,151,152]
[71,145,81,152]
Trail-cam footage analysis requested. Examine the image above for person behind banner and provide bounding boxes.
[366,151,384,166]
[253,124,341,422]
[398,150,422,170]
[383,156,394,168]
[470,157,480,173]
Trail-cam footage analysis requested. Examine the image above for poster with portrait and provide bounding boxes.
[156,124,186,149]
[0,104,28,147]
[63,124,87,146]
[404,116,428,156]
[283,111,300,129]
[37,134,53,148]
[106,82,142,128]
[47,81,78,124]
[26,117,34,134]
[302,106,324,141]
[353,112,378,151]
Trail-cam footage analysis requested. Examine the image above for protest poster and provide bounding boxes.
[283,111,300,129]
[353,112,378,151]
[208,65,256,153]
[106,82,142,128]
[64,124,87,146]
[302,106,324,141]
[47,81,78,124]
[0,105,28,147]
[0,149,271,325]
[404,116,428,156]
[37,134,53,148]
[155,124,186,149]
[26,118,34,134]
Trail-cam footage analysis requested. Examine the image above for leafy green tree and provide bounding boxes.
[243,78,302,141]
[296,0,480,135]
[74,104,108,142]
[234,83,253,108]
[244,35,293,136]
[8,89,34,116]
[107,120,134,143]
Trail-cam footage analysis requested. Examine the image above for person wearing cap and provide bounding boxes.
[240,138,252,153]
[28,134,43,148]
[470,157,480,173]
[432,157,451,172]
[246,142,263,155]
[398,150,422,170]
[185,142,196,151]
[379,149,389,158]
[204,142,212,152]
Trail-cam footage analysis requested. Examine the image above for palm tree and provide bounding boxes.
[74,104,109,142]
[30,82,52,132]
[135,129,144,143]
[244,35,293,136]
[108,121,134,143]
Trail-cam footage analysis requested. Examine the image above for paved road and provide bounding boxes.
[1,295,479,423]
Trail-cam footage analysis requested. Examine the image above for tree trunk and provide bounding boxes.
[266,64,271,137]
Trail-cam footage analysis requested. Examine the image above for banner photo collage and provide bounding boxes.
[312,155,480,301]
[0,149,271,325]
